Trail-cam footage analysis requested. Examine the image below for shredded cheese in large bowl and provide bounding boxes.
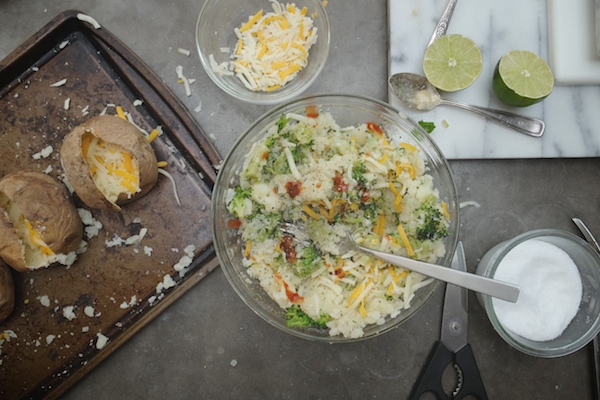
[212,94,460,342]
[196,0,329,104]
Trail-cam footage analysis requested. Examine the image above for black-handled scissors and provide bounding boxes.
[410,242,488,400]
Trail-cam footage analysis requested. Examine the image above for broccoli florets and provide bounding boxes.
[291,243,322,278]
[285,304,330,329]
[227,185,253,218]
[415,201,449,241]
[276,114,289,132]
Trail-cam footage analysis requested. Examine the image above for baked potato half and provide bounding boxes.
[0,171,83,272]
[0,262,15,323]
[60,115,158,211]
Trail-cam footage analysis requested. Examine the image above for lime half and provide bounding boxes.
[492,50,554,107]
[423,34,483,92]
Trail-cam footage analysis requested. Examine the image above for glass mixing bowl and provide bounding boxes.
[211,94,459,342]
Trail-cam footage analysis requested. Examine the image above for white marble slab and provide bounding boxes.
[388,0,600,159]
[547,0,600,84]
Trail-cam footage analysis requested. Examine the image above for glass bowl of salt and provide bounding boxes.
[476,228,600,358]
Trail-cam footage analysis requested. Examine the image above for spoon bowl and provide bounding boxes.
[388,72,545,137]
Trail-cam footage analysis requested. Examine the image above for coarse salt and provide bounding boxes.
[492,239,583,341]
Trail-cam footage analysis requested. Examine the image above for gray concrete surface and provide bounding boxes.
[0,0,597,399]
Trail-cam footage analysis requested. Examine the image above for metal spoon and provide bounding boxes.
[428,0,459,46]
[572,217,600,399]
[388,72,545,137]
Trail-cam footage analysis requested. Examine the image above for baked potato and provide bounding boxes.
[0,171,83,272]
[0,261,15,323]
[60,115,158,211]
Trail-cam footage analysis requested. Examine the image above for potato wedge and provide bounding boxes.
[0,171,83,272]
[60,115,158,211]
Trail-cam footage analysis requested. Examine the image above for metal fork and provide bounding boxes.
[279,222,520,303]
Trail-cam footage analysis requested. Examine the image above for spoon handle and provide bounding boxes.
[428,0,459,46]
[441,98,545,137]
[353,243,520,303]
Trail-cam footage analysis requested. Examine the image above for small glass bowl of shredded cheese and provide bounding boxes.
[196,0,330,104]
[212,94,459,342]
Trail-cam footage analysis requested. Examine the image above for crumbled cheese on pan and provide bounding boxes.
[177,48,191,56]
[63,306,77,321]
[37,295,51,307]
[59,40,69,49]
[78,208,103,239]
[46,334,56,345]
[64,97,71,110]
[133,99,143,106]
[95,333,109,349]
[32,145,53,159]
[194,101,202,113]
[84,306,96,317]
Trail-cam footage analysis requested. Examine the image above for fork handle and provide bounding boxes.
[355,245,520,303]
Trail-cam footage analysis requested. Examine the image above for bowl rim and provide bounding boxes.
[480,228,600,357]
[211,93,460,342]
[195,0,331,105]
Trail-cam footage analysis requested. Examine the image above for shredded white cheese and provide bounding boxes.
[210,0,318,91]
[175,65,192,97]
[50,78,67,87]
[77,13,101,29]
[177,48,191,56]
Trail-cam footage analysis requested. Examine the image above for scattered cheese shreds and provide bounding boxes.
[50,78,67,87]
[158,168,182,206]
[64,97,71,110]
[177,48,191,56]
[77,13,101,29]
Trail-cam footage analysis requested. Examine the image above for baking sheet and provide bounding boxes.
[0,10,221,399]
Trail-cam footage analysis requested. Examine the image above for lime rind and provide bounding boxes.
[493,50,554,107]
[423,34,483,92]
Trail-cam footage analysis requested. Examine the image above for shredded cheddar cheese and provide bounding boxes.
[211,0,318,91]
[82,132,141,203]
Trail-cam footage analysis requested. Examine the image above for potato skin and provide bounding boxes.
[0,261,15,323]
[60,115,158,210]
[0,171,83,272]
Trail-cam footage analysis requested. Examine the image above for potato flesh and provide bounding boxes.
[0,195,53,269]
[83,132,141,203]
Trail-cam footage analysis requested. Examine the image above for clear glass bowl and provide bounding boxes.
[211,94,460,342]
[476,229,600,357]
[196,0,330,105]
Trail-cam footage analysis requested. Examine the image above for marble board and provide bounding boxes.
[388,0,600,159]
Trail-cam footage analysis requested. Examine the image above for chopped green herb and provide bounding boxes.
[418,120,436,133]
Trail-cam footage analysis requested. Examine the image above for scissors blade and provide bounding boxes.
[440,241,469,353]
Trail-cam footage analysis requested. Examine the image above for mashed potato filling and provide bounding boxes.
[227,110,450,339]
[0,194,54,268]
[82,132,141,203]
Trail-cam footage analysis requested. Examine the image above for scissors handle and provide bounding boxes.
[409,342,489,400]
[409,342,453,400]
[454,344,488,400]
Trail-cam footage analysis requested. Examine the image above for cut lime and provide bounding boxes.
[492,50,554,107]
[423,34,483,92]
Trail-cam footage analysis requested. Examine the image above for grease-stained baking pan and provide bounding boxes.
[0,10,221,399]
